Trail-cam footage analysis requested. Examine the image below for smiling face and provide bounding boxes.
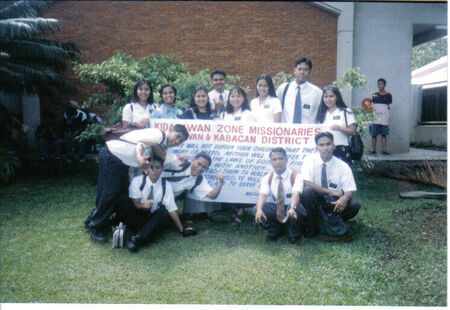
[148,159,164,183]
[166,131,187,147]
[161,86,176,105]
[270,151,287,175]
[229,89,244,112]
[256,78,269,98]
[316,136,335,162]
[191,157,210,176]
[323,89,337,110]
[293,62,311,84]
[194,89,208,111]
[137,84,151,103]
[211,73,226,92]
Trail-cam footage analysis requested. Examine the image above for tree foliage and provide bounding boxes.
[0,1,80,96]
[412,36,447,70]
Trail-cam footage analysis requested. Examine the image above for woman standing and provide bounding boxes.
[315,85,356,166]
[122,78,154,128]
[151,84,183,119]
[180,85,216,120]
[219,86,255,122]
[249,74,282,123]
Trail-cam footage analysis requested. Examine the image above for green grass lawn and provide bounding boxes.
[0,165,446,306]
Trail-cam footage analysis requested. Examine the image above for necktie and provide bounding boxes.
[276,176,285,222]
[219,94,223,103]
[321,163,327,188]
[147,185,154,200]
[293,85,302,124]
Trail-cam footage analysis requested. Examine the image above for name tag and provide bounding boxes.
[286,193,292,198]
[235,116,241,121]
[303,104,311,110]
[333,115,341,120]
[329,182,337,189]
[264,105,270,109]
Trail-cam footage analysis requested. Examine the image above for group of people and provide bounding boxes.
[83,56,392,251]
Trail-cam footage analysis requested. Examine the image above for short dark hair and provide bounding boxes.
[269,147,287,159]
[190,85,212,113]
[256,74,277,98]
[133,78,154,104]
[225,86,250,113]
[210,70,226,79]
[377,78,386,85]
[173,124,189,140]
[194,151,212,166]
[151,154,164,166]
[315,131,334,145]
[159,84,177,103]
[294,57,313,70]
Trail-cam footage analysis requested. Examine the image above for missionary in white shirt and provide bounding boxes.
[85,125,189,244]
[254,148,306,244]
[122,79,155,128]
[315,85,356,166]
[300,132,360,239]
[117,156,196,252]
[276,57,322,124]
[208,70,230,113]
[219,86,256,123]
[250,74,282,123]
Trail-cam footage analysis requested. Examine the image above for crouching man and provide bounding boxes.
[254,147,306,244]
[301,132,360,241]
[118,155,196,253]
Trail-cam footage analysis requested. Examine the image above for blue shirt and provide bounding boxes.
[151,104,183,119]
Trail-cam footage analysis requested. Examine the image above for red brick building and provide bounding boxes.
[42,1,337,108]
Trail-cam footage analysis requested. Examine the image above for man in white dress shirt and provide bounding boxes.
[208,70,229,113]
[276,57,322,124]
[254,147,307,244]
[300,132,360,241]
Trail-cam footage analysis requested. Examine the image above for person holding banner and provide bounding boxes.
[219,86,256,122]
[122,78,155,129]
[315,85,356,166]
[250,74,282,123]
[85,125,189,244]
[180,85,217,120]
[276,57,322,124]
[300,132,360,241]
[115,155,196,253]
[162,151,224,225]
[254,147,306,244]
[151,84,183,120]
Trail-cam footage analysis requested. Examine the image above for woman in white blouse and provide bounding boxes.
[219,86,255,122]
[315,85,356,166]
[249,74,282,123]
[122,78,154,128]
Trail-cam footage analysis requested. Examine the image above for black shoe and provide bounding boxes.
[90,228,106,243]
[126,235,141,253]
[318,233,353,242]
[288,236,300,244]
[265,235,278,243]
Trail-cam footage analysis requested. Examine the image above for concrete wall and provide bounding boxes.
[352,2,447,153]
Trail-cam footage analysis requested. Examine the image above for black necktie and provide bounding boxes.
[293,85,302,124]
[147,185,154,200]
[321,163,327,188]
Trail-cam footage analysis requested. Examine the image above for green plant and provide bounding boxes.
[272,71,293,90]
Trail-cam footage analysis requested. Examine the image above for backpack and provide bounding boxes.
[280,82,291,110]
[343,109,364,160]
[163,162,204,194]
[268,170,297,200]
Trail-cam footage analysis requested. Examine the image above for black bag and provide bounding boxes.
[319,195,350,236]
[344,109,364,160]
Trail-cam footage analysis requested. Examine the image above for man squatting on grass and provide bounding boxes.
[84,125,190,243]
[300,131,361,241]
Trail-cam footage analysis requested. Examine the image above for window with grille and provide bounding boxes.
[420,83,447,124]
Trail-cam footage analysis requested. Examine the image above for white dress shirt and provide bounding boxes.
[277,81,322,124]
[219,109,256,122]
[259,168,303,205]
[129,175,177,213]
[162,166,213,199]
[301,152,356,192]
[322,107,356,146]
[250,96,282,123]
[208,89,230,111]
[122,102,154,126]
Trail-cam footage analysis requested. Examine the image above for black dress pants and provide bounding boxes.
[300,186,360,236]
[85,146,129,230]
[262,202,306,240]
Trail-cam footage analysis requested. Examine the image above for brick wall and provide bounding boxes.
[42,1,337,116]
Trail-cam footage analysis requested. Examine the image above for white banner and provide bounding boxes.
[152,119,325,204]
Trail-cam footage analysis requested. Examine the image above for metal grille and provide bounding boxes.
[421,86,447,123]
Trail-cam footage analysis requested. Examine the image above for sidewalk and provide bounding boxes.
[366,147,447,161]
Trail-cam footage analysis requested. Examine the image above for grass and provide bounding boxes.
[0,163,446,306]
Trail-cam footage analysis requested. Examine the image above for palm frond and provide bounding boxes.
[0,1,52,19]
[0,17,59,39]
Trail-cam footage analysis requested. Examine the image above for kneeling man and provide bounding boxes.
[254,147,306,244]
[118,155,196,252]
[301,132,360,241]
